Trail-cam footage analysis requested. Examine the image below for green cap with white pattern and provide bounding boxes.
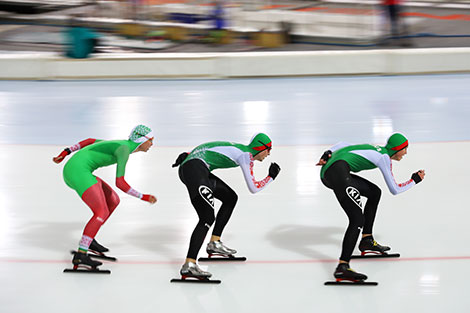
[129,125,154,144]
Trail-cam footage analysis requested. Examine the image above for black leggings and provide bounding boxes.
[321,160,381,262]
[179,159,238,259]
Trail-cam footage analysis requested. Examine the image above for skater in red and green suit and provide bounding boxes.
[53,125,157,269]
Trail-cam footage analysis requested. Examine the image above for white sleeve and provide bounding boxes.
[237,153,272,194]
[330,142,351,152]
[377,154,415,195]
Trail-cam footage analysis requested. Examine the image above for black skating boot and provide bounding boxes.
[72,252,103,270]
[334,263,367,282]
[89,239,109,254]
[359,237,390,254]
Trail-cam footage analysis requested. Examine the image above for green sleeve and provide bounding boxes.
[115,145,131,178]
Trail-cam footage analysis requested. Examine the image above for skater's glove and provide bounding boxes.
[172,152,189,168]
[53,148,71,164]
[318,150,332,165]
[268,162,281,180]
[142,194,157,204]
[411,171,422,184]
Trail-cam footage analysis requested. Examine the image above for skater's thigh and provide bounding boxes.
[190,188,216,222]
[96,177,120,207]
[180,160,214,198]
[350,175,380,198]
[209,174,237,201]
[331,178,364,222]
[81,181,108,215]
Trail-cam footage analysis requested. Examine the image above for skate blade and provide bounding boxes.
[170,277,221,284]
[351,252,400,259]
[325,280,378,286]
[63,268,111,274]
[198,255,246,262]
[71,250,117,262]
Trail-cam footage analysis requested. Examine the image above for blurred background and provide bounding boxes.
[1,3,470,313]
[1,0,469,56]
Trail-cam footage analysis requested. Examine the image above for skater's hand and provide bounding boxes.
[316,159,327,166]
[316,150,332,166]
[142,194,157,204]
[268,162,281,180]
[411,170,425,184]
[53,148,71,164]
[53,155,65,164]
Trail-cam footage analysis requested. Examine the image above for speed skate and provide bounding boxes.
[199,241,246,261]
[64,252,111,274]
[171,262,221,284]
[352,237,400,259]
[324,263,377,286]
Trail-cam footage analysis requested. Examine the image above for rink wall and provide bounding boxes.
[1,48,470,80]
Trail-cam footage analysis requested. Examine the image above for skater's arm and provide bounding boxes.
[53,138,100,163]
[115,176,156,203]
[238,153,272,194]
[377,154,415,195]
[115,146,156,203]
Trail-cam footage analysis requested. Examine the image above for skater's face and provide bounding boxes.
[254,148,270,161]
[391,147,407,161]
[137,138,154,152]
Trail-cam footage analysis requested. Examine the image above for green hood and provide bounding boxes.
[248,133,272,155]
[385,133,408,156]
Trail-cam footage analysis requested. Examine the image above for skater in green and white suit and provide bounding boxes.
[172,133,281,279]
[317,133,425,281]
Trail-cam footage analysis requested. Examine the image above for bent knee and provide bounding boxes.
[226,191,238,205]
[108,194,120,210]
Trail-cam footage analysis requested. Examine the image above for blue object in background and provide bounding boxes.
[213,1,225,30]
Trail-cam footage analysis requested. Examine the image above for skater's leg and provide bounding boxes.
[80,180,110,253]
[331,189,367,280]
[85,178,120,253]
[324,161,365,263]
[186,195,216,260]
[211,174,238,238]
[179,160,216,261]
[349,175,391,252]
[181,188,215,278]
[349,174,381,236]
[97,177,120,222]
[198,174,239,256]
[323,161,369,280]
[334,191,364,263]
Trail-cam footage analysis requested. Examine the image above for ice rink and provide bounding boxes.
[1,75,470,313]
